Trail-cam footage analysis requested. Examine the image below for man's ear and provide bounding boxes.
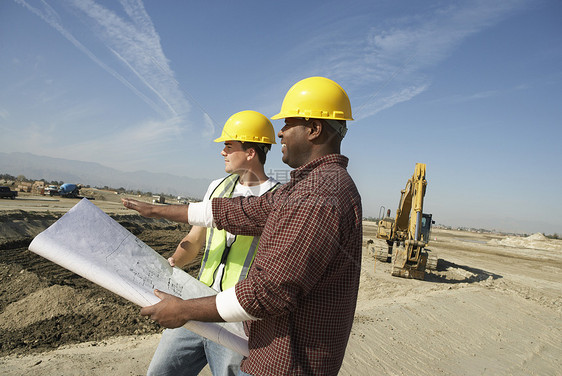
[308,119,323,140]
[246,147,256,161]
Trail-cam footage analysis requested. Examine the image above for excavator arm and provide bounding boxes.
[382,163,427,243]
[409,163,427,242]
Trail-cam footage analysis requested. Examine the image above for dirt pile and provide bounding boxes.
[0,211,61,247]
[0,211,198,356]
[488,232,562,251]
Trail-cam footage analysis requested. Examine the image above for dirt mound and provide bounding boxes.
[0,209,185,246]
[0,264,47,312]
[0,211,199,356]
[0,211,61,245]
[0,285,92,330]
[488,232,562,251]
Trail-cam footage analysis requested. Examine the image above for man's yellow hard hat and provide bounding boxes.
[214,110,276,144]
[271,76,353,121]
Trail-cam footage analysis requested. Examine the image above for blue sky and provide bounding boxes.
[1,0,561,234]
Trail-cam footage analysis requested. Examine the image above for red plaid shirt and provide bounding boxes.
[212,154,363,376]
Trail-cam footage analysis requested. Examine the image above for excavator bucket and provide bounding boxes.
[391,244,428,280]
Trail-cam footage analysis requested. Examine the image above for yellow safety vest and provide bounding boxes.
[198,174,279,291]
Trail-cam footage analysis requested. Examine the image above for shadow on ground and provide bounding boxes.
[424,259,503,284]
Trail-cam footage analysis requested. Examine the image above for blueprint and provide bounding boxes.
[28,198,249,356]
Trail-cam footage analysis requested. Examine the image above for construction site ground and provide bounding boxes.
[0,190,560,375]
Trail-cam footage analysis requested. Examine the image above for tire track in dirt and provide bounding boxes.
[0,212,200,356]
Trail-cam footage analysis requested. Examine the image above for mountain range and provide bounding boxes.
[0,152,209,199]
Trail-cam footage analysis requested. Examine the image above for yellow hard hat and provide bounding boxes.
[214,110,276,144]
[271,76,353,121]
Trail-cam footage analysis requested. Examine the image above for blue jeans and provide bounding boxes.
[147,326,244,376]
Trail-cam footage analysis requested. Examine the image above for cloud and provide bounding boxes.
[441,90,502,104]
[309,0,530,119]
[12,0,231,171]
[15,0,167,117]
[50,116,186,169]
[355,83,430,120]
[15,0,194,124]
[0,108,9,121]
[67,0,191,118]
[429,83,531,105]
[201,113,216,139]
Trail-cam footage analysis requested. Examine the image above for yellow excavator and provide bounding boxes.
[374,163,437,280]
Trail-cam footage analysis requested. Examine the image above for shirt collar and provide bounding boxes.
[290,154,349,182]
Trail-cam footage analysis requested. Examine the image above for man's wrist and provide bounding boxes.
[181,298,194,322]
[149,204,159,218]
[183,295,222,322]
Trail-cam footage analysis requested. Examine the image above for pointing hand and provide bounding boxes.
[121,198,157,218]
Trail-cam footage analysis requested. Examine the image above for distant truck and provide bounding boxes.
[51,183,81,198]
[0,186,18,199]
[152,195,166,204]
[44,185,58,195]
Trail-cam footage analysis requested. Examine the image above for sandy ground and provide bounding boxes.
[0,191,561,375]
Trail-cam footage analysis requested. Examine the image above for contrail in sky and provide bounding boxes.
[14,0,192,123]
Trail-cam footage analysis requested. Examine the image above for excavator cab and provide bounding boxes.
[420,213,434,243]
[376,217,394,241]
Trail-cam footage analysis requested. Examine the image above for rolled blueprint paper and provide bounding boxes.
[28,198,249,357]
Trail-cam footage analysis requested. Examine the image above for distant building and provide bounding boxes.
[16,181,32,192]
[32,181,45,195]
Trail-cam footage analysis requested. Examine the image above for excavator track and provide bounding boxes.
[391,266,425,280]
[373,247,392,263]
[426,253,439,270]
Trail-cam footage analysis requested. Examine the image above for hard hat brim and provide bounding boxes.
[213,136,276,144]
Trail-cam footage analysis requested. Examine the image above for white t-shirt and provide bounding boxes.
[190,176,278,292]
[188,176,277,229]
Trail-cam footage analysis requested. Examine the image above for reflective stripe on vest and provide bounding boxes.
[198,174,240,284]
[198,175,279,291]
